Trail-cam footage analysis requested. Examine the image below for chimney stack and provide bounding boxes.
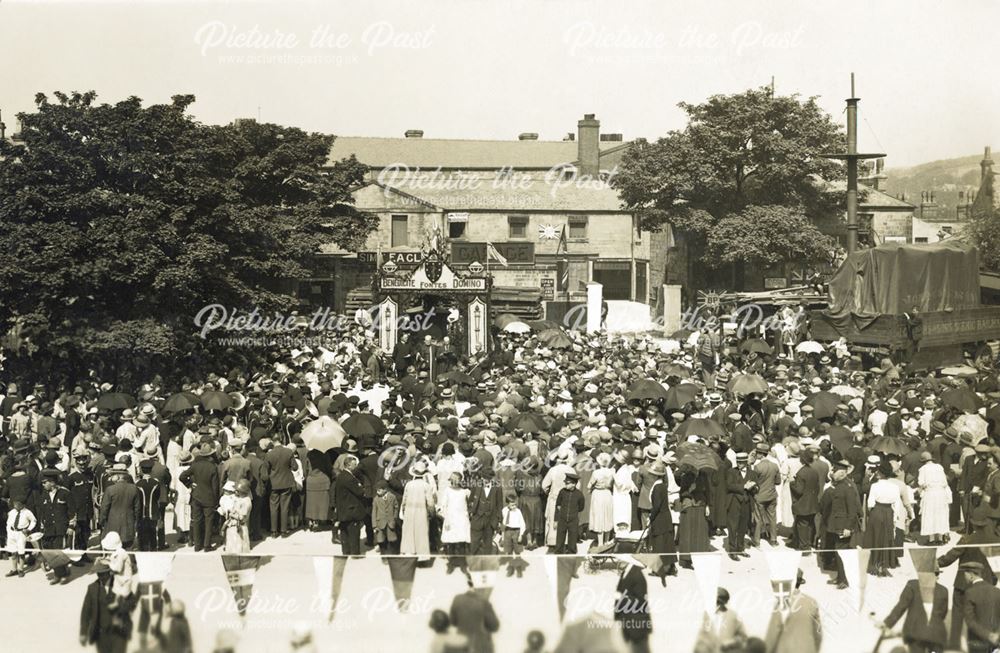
[982,146,994,182]
[404,129,424,139]
[577,113,600,177]
[518,133,538,141]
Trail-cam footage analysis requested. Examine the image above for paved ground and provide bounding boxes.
[0,525,977,653]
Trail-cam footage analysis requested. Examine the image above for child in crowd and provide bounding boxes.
[554,472,585,554]
[101,530,135,602]
[5,498,36,577]
[372,479,400,554]
[501,493,528,577]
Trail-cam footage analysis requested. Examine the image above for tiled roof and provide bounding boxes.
[361,172,628,212]
[328,136,626,170]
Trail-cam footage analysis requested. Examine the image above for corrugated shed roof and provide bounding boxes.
[328,136,625,169]
[363,173,627,212]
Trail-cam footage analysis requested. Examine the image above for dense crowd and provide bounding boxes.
[2,315,1000,652]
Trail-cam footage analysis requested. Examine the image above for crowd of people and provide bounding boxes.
[2,313,1000,652]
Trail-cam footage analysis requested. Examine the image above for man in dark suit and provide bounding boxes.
[726,452,757,560]
[38,468,73,584]
[99,466,141,549]
[791,450,821,551]
[962,561,1000,653]
[881,576,949,653]
[615,557,653,653]
[179,443,220,552]
[752,443,780,546]
[960,443,991,533]
[79,561,136,653]
[553,471,585,554]
[334,455,366,554]
[266,441,297,536]
[355,441,381,548]
[246,442,270,541]
[469,467,504,555]
[939,505,999,650]
[449,576,500,653]
[818,460,861,589]
[135,459,162,552]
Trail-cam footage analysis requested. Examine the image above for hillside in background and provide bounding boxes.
[882,151,991,218]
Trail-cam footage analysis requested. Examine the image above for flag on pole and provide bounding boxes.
[486,242,508,267]
[222,555,263,617]
[557,223,569,255]
[387,557,417,611]
[837,548,871,613]
[556,224,570,291]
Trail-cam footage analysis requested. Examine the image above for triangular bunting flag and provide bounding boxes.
[467,557,499,600]
[542,556,559,618]
[387,557,417,612]
[555,557,582,622]
[331,556,347,621]
[222,555,262,617]
[313,557,333,619]
[909,547,938,618]
[763,548,802,612]
[692,552,722,615]
[837,548,870,613]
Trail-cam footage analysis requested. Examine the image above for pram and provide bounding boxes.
[589,527,649,554]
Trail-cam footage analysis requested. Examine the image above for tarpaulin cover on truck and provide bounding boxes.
[823,241,981,330]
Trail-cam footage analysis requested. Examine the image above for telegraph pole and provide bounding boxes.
[822,74,885,254]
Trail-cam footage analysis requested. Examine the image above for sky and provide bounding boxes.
[1,0,997,168]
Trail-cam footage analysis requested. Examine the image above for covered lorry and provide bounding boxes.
[809,241,1000,367]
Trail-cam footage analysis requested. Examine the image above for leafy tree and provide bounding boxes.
[705,205,834,267]
[612,87,845,287]
[0,91,375,384]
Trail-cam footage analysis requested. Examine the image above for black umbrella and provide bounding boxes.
[507,412,549,433]
[664,384,700,410]
[95,393,136,411]
[200,390,233,412]
[341,413,387,438]
[739,339,773,356]
[802,391,842,420]
[942,387,984,413]
[675,418,726,439]
[162,392,201,414]
[626,379,669,402]
[827,426,854,456]
[676,441,721,470]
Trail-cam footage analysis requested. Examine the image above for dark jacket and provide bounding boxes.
[180,457,220,507]
[791,464,821,516]
[334,470,366,522]
[66,469,95,521]
[965,579,1000,650]
[554,487,585,525]
[647,480,674,538]
[38,485,72,537]
[468,483,504,530]
[449,590,500,653]
[136,477,163,521]
[100,479,141,543]
[819,479,862,534]
[80,576,133,644]
[752,458,780,503]
[883,579,948,648]
[266,446,297,491]
[938,532,998,591]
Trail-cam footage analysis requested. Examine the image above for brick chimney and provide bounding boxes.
[404,129,424,139]
[577,113,600,177]
[982,146,994,182]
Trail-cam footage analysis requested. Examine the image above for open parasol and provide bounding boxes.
[95,393,136,411]
[301,416,347,452]
[728,374,769,396]
[675,418,726,439]
[951,414,988,443]
[527,319,562,332]
[942,387,984,413]
[795,341,825,354]
[626,379,669,402]
[802,391,842,420]
[493,313,520,329]
[675,441,721,470]
[200,390,234,412]
[503,321,531,334]
[507,411,549,433]
[341,413,387,438]
[739,338,773,356]
[870,436,910,457]
[659,363,691,380]
[828,385,862,398]
[162,392,201,414]
[664,384,701,410]
[537,329,573,349]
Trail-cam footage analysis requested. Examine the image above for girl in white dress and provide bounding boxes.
[612,452,638,531]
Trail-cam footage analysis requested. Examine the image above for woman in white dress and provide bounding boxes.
[399,460,436,556]
[612,451,638,531]
[438,473,471,573]
[916,452,952,544]
[588,453,615,547]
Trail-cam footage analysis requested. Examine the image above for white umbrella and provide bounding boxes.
[952,414,988,442]
[828,385,862,398]
[300,416,347,452]
[796,341,825,354]
[941,365,979,377]
[503,321,531,334]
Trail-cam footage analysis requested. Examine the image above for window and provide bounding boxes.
[508,215,528,239]
[391,214,408,247]
[568,215,588,240]
[914,237,929,243]
[449,221,467,239]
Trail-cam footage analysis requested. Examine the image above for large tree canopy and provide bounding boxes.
[0,91,374,383]
[612,87,844,279]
